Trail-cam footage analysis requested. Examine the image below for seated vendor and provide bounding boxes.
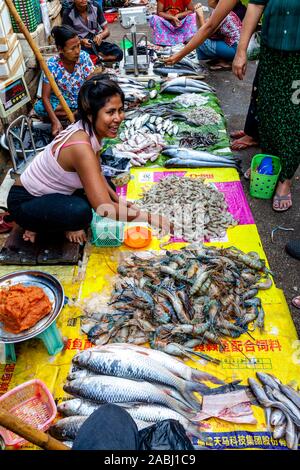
[7,76,171,245]
[195,1,242,70]
[34,25,95,137]
[149,0,197,46]
[62,0,123,64]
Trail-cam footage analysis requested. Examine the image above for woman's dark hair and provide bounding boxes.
[77,74,125,134]
[51,25,78,49]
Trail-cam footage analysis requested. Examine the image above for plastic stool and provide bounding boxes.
[2,322,64,363]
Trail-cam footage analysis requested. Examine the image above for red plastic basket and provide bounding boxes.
[104,12,118,23]
[0,379,57,446]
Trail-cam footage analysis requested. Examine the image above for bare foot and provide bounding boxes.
[65,229,87,244]
[231,134,259,151]
[23,230,36,243]
[230,130,245,139]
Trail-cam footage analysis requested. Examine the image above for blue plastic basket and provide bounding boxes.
[91,211,124,247]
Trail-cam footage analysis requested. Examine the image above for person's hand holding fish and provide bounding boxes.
[163,53,182,66]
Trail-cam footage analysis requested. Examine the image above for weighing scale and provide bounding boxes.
[0,74,38,175]
[119,6,150,76]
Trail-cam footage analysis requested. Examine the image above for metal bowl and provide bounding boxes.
[0,271,64,344]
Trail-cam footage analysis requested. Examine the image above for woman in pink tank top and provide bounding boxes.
[7,76,171,244]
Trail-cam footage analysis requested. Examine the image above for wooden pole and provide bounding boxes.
[0,409,70,450]
[5,0,75,123]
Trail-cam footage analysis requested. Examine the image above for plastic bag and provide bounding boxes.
[138,420,195,451]
[247,32,261,61]
[101,147,131,178]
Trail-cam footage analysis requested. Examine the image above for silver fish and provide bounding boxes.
[73,349,203,409]
[256,372,280,390]
[279,384,300,410]
[97,343,224,384]
[270,409,286,427]
[64,376,194,417]
[124,404,200,436]
[273,422,287,440]
[165,159,238,169]
[271,388,300,421]
[58,398,100,417]
[49,416,87,441]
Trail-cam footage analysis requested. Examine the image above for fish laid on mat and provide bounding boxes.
[64,375,195,417]
[72,348,203,409]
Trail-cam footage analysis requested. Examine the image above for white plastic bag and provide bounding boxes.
[247,32,261,61]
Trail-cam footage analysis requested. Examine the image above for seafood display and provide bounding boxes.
[162,147,239,169]
[81,244,272,358]
[249,373,300,450]
[120,113,178,139]
[134,175,238,241]
[186,107,222,126]
[109,75,151,110]
[115,132,165,167]
[172,93,209,108]
[50,345,256,442]
[160,78,214,95]
[179,131,218,148]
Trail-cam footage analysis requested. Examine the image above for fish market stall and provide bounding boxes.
[0,69,299,451]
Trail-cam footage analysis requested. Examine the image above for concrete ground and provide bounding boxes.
[0,4,299,335]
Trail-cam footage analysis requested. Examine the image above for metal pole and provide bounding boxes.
[131,23,139,77]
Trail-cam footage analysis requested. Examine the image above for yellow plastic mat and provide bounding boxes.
[0,168,299,451]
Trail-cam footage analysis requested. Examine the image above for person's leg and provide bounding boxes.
[7,188,92,243]
[72,404,139,450]
[97,41,123,62]
[197,39,217,60]
[231,66,260,149]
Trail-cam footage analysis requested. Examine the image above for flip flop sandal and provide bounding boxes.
[292,296,300,309]
[230,138,259,151]
[244,168,251,180]
[209,64,232,71]
[272,193,292,212]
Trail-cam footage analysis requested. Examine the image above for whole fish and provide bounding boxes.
[270,409,286,427]
[165,159,238,169]
[279,384,300,409]
[162,147,237,163]
[96,343,224,384]
[124,404,200,436]
[271,388,300,421]
[154,66,199,76]
[285,414,298,450]
[73,349,203,409]
[273,422,287,440]
[64,376,194,417]
[256,372,280,390]
[162,86,209,94]
[248,378,300,427]
[49,416,87,441]
[58,398,101,417]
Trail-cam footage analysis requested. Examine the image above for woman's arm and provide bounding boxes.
[157,0,179,24]
[71,145,171,232]
[232,3,264,80]
[41,82,63,137]
[164,0,239,65]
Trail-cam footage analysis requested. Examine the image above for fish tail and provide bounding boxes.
[181,381,203,410]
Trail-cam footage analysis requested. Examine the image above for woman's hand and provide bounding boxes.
[51,120,63,137]
[172,16,181,27]
[164,52,182,66]
[81,38,92,48]
[94,34,103,46]
[232,49,248,80]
